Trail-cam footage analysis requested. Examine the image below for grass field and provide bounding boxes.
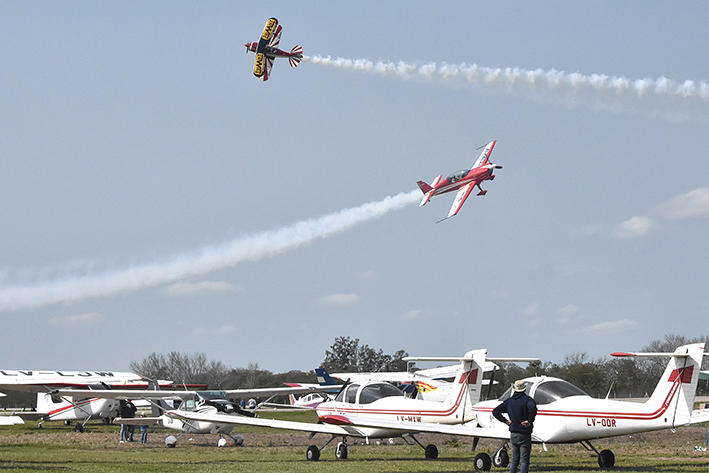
[1,411,707,472]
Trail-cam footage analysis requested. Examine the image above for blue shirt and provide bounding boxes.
[492,391,537,434]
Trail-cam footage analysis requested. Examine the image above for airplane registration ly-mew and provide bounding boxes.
[245,17,303,81]
[417,140,502,222]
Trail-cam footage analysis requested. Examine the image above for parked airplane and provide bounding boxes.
[162,350,535,460]
[0,370,185,431]
[160,344,707,470]
[355,343,709,470]
[245,17,303,81]
[56,384,335,446]
[417,140,501,222]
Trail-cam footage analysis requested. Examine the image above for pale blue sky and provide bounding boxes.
[1,2,707,372]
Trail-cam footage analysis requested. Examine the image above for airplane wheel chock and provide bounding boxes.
[598,449,615,468]
[474,452,492,471]
[306,445,320,461]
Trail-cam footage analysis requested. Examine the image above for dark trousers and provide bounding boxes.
[510,431,532,473]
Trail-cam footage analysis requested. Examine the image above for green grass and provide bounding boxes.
[0,415,707,472]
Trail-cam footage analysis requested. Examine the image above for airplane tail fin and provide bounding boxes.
[314,368,338,386]
[289,46,303,67]
[404,349,486,423]
[417,175,442,207]
[613,343,705,427]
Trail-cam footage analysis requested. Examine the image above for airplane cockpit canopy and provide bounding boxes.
[498,378,589,405]
[358,383,406,405]
[447,169,470,183]
[197,391,229,401]
[336,382,406,404]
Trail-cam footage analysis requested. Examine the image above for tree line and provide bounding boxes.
[2,333,706,408]
[130,334,709,399]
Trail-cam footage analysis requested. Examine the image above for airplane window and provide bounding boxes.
[359,383,406,404]
[498,382,530,401]
[335,384,359,404]
[181,399,196,411]
[447,170,469,183]
[533,380,588,405]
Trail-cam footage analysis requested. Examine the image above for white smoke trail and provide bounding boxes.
[0,190,420,311]
[307,55,709,102]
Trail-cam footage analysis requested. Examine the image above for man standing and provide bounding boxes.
[493,380,537,473]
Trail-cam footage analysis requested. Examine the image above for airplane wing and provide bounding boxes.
[440,182,475,222]
[114,417,163,426]
[268,24,283,48]
[690,408,709,424]
[0,416,24,426]
[164,409,367,437]
[56,385,334,401]
[261,57,274,81]
[471,141,497,169]
[165,409,520,442]
[253,17,278,80]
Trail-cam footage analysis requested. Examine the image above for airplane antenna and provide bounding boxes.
[604,381,615,400]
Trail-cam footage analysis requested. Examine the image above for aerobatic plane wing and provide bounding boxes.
[254,17,278,79]
[472,141,497,169]
[439,182,475,222]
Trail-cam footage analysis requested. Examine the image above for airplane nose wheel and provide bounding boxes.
[335,441,348,460]
[492,447,509,468]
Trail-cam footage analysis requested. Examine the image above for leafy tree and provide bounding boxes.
[321,336,408,372]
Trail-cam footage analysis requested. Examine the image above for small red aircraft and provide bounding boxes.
[417,140,501,222]
[245,18,303,81]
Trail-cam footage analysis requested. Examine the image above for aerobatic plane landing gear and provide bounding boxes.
[580,440,615,468]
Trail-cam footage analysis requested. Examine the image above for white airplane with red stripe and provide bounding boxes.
[417,140,502,222]
[380,343,707,470]
[163,349,536,462]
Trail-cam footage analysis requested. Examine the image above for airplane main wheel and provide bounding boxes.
[598,449,615,468]
[493,448,509,468]
[335,442,348,460]
[474,452,492,471]
[74,424,84,433]
[424,444,438,459]
[306,445,320,461]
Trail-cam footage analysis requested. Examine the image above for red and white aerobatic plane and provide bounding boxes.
[417,140,502,222]
[245,17,303,81]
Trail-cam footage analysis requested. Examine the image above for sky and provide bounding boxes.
[1,2,708,374]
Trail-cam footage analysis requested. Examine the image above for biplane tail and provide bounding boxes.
[289,45,303,67]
